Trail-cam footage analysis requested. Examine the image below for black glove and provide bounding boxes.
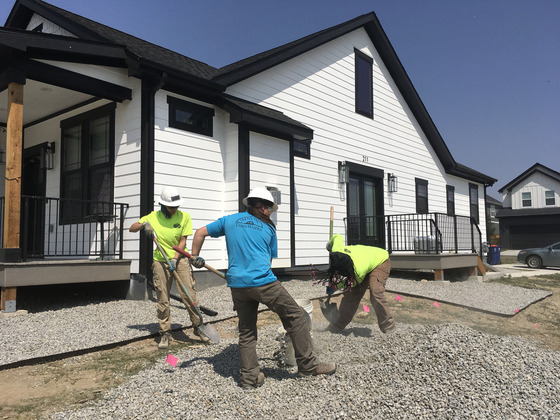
[143,222,154,238]
[326,242,332,252]
[192,256,205,269]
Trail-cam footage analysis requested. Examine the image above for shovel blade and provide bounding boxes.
[198,323,221,344]
[319,298,339,324]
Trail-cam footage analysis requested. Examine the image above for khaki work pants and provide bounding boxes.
[231,281,317,387]
[333,259,395,333]
[152,259,201,335]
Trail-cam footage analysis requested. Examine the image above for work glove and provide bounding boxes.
[142,222,154,238]
[192,256,205,269]
[326,242,332,252]
[167,258,177,272]
[326,286,334,295]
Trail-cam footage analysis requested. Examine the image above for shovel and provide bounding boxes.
[172,246,226,280]
[319,293,339,324]
[151,233,221,344]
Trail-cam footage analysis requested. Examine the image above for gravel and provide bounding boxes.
[45,321,560,419]
[1,275,559,419]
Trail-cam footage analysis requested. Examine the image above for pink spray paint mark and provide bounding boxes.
[433,301,440,308]
[363,304,370,313]
[166,354,178,367]
[395,295,403,301]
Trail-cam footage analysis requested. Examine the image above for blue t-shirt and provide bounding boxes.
[206,212,277,288]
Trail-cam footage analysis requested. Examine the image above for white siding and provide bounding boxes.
[249,133,291,267]
[27,13,77,37]
[226,28,485,265]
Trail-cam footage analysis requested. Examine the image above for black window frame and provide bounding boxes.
[415,178,429,214]
[167,96,214,137]
[293,139,311,159]
[469,183,480,224]
[60,103,116,224]
[354,48,374,119]
[446,185,455,216]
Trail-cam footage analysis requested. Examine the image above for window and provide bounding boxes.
[545,190,555,206]
[355,49,373,118]
[522,192,532,207]
[469,183,479,224]
[415,178,428,214]
[293,139,311,159]
[446,185,455,216]
[60,103,115,223]
[168,96,214,136]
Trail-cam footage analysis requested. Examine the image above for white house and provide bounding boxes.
[497,163,560,249]
[0,0,496,309]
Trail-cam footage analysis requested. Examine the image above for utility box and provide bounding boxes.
[414,235,437,254]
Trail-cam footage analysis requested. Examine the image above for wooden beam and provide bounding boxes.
[434,269,445,281]
[2,82,24,310]
[477,256,486,276]
[4,82,23,248]
[1,287,17,311]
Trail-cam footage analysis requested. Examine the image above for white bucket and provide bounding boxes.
[279,299,314,367]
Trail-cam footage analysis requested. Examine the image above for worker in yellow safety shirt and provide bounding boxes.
[325,234,396,334]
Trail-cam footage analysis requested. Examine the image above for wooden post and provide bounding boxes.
[434,269,445,281]
[1,82,24,312]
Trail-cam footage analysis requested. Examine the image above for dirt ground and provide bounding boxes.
[0,274,558,419]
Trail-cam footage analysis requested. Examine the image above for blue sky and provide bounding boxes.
[1,0,558,199]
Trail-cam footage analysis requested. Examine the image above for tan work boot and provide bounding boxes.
[158,333,170,349]
[194,327,210,343]
[241,372,265,389]
[299,362,337,377]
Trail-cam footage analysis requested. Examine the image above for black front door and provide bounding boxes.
[347,172,384,247]
[22,143,47,257]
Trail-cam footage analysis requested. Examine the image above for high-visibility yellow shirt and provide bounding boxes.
[329,234,389,283]
[139,210,192,262]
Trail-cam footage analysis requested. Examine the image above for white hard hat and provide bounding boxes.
[159,186,184,207]
[242,187,278,213]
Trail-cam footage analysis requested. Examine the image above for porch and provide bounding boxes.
[345,212,486,281]
[0,196,131,312]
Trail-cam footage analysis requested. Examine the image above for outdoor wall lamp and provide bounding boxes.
[388,173,398,193]
[338,161,349,184]
[42,142,55,170]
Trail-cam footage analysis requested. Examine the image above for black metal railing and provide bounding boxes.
[344,213,482,256]
[0,196,129,261]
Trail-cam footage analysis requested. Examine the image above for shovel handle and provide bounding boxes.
[172,246,226,280]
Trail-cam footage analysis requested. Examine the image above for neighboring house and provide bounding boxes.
[0,0,496,308]
[497,163,560,249]
[485,194,502,245]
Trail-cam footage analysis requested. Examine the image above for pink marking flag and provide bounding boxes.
[433,301,440,308]
[534,323,538,329]
[166,354,178,367]
[515,308,519,313]
[395,295,403,301]
[363,304,370,313]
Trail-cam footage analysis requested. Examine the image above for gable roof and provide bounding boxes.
[499,163,560,193]
[212,12,495,186]
[5,0,220,84]
[3,0,495,185]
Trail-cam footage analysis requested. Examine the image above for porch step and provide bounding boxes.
[0,259,131,287]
